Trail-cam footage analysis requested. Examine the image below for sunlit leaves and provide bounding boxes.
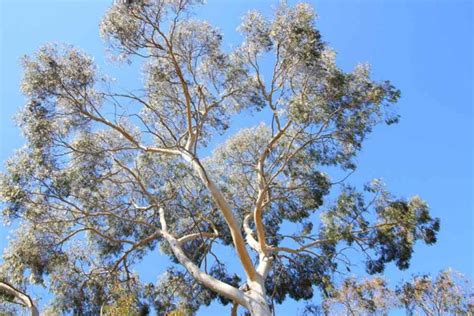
[397,269,474,315]
[0,0,441,314]
[325,277,394,314]
[321,270,474,315]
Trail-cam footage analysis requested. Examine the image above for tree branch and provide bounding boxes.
[253,121,292,255]
[161,230,249,308]
[243,214,260,252]
[0,281,39,316]
[182,152,258,282]
[178,231,218,244]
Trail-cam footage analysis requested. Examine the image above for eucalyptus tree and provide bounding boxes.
[0,1,440,315]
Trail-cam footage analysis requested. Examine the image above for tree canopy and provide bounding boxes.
[0,1,440,315]
[318,269,474,315]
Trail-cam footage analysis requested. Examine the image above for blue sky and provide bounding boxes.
[0,0,472,314]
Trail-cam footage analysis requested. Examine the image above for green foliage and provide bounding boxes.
[320,181,439,274]
[0,0,439,314]
[102,282,149,316]
[397,269,474,315]
[320,269,474,315]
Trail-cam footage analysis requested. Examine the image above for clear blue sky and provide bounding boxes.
[1,0,472,314]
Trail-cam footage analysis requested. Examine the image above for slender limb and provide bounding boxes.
[161,230,249,308]
[243,214,260,252]
[178,232,218,244]
[231,302,239,316]
[112,230,162,272]
[253,121,292,256]
[0,281,39,316]
[154,24,195,150]
[182,152,258,282]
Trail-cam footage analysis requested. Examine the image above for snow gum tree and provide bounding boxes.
[0,1,440,315]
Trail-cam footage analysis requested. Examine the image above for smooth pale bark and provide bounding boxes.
[246,279,272,316]
[247,299,272,316]
[161,231,249,307]
[243,214,261,252]
[182,152,258,282]
[163,227,275,315]
[0,281,39,316]
[256,254,274,280]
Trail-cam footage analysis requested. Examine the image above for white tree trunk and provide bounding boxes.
[246,278,272,316]
[246,291,272,316]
